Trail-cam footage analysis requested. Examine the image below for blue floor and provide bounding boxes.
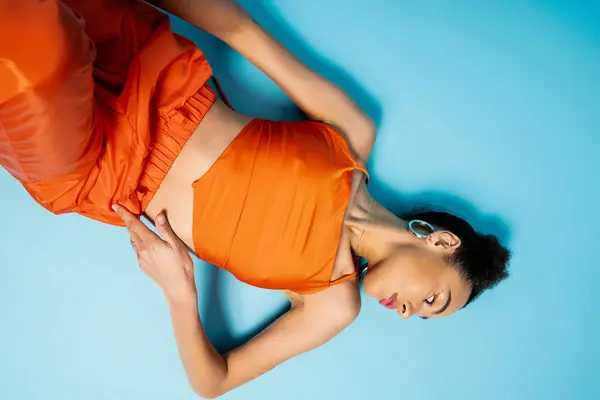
[1,1,599,399]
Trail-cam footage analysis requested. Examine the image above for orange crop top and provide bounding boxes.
[192,119,368,294]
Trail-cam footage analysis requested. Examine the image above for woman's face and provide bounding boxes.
[362,240,472,319]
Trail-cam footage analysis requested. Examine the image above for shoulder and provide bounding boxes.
[298,279,362,328]
[333,280,362,325]
[325,120,376,166]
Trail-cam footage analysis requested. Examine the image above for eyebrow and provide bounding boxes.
[420,290,453,320]
[433,290,452,315]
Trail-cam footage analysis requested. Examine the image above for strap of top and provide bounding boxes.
[355,164,370,184]
[329,269,358,288]
[207,81,371,189]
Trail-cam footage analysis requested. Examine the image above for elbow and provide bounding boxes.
[188,358,231,398]
[188,374,226,399]
[192,384,227,400]
[191,375,234,400]
[195,391,221,400]
[188,357,231,398]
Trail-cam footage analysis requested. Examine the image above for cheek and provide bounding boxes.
[364,261,418,296]
[363,257,442,299]
[392,264,438,299]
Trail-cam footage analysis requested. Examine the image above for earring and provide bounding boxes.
[359,266,369,282]
[408,219,435,239]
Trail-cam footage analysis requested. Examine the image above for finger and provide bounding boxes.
[155,212,182,248]
[112,204,154,241]
[129,230,143,257]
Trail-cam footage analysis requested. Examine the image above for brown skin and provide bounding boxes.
[345,185,473,319]
[117,1,471,397]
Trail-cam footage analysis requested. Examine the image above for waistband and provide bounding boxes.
[138,84,217,212]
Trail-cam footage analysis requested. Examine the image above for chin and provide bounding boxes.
[361,277,377,298]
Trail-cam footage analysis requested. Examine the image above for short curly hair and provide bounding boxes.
[402,209,511,306]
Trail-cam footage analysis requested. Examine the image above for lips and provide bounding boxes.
[379,294,398,310]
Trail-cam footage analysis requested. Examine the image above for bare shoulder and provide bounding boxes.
[325,122,376,166]
[285,279,362,328]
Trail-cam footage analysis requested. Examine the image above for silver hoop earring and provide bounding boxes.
[359,266,369,282]
[408,219,436,239]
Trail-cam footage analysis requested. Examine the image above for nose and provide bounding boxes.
[398,301,414,319]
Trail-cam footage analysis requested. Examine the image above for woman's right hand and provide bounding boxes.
[112,205,197,306]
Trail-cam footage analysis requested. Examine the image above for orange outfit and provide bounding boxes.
[192,120,367,294]
[0,0,214,226]
[1,1,366,293]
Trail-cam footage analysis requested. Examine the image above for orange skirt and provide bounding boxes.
[0,0,214,226]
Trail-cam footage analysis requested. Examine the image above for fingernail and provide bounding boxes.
[157,214,166,224]
[111,205,118,212]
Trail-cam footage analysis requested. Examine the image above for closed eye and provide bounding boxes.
[420,292,452,319]
[425,294,436,306]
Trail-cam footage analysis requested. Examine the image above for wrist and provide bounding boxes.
[164,285,198,310]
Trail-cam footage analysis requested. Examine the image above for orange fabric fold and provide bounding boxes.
[0,0,214,226]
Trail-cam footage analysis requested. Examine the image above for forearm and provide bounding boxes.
[147,0,374,143]
[225,20,371,127]
[167,296,227,398]
[112,204,228,397]
[145,0,250,42]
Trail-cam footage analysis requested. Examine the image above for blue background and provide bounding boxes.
[1,0,599,399]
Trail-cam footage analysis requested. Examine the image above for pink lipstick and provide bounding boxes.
[379,294,398,310]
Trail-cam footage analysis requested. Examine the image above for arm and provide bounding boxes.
[145,0,376,164]
[113,205,361,399]
[170,286,359,398]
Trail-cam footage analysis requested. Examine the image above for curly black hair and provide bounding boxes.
[402,209,511,307]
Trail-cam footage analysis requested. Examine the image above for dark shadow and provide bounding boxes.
[200,265,291,353]
[170,3,384,352]
[368,177,513,245]
[198,266,235,352]
[206,1,383,125]
[170,4,511,353]
[199,265,290,353]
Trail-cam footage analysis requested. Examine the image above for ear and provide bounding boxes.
[426,231,461,253]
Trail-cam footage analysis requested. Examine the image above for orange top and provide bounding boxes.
[192,119,368,294]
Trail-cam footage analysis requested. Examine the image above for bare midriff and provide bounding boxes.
[146,100,252,249]
[147,100,367,288]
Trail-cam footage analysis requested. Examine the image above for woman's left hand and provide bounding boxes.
[112,205,197,305]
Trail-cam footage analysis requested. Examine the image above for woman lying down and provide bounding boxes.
[0,0,510,397]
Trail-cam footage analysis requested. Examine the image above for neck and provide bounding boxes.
[346,187,412,264]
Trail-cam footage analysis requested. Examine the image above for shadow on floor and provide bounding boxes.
[174,2,511,352]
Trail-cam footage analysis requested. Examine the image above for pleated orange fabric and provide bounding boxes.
[0,0,213,226]
[192,120,368,294]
